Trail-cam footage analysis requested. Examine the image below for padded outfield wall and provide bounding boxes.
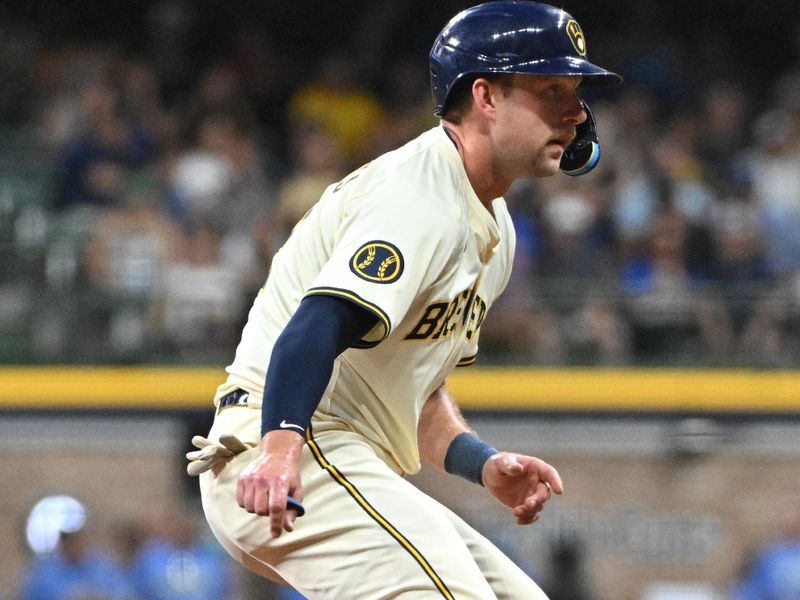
[1,367,799,599]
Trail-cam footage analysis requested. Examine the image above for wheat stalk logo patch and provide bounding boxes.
[350,241,404,283]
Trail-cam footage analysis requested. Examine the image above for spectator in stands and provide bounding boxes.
[54,77,159,211]
[153,217,247,361]
[535,176,630,365]
[650,113,716,270]
[287,52,386,168]
[704,185,787,366]
[111,520,148,582]
[620,194,719,362]
[696,81,751,190]
[80,177,182,360]
[167,109,274,229]
[276,120,346,236]
[166,108,277,291]
[747,105,800,277]
[606,89,661,261]
[21,528,134,600]
[477,180,566,364]
[84,177,181,301]
[129,506,234,600]
[732,502,800,599]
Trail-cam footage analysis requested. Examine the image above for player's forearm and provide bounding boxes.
[417,383,473,471]
[261,295,378,438]
[419,383,500,486]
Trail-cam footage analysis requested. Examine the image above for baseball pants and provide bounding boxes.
[199,404,549,599]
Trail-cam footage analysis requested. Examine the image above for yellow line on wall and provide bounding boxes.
[0,367,798,412]
[0,367,223,409]
[445,368,800,412]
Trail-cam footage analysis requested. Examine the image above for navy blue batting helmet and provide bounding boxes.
[430,1,622,117]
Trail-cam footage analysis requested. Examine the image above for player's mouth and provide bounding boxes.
[547,133,575,150]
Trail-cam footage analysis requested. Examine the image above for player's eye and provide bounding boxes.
[545,85,563,99]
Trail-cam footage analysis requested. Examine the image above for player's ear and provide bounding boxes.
[471,77,498,120]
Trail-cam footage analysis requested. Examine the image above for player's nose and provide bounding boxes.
[563,95,587,125]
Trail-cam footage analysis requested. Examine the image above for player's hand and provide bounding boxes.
[237,430,305,538]
[482,452,563,525]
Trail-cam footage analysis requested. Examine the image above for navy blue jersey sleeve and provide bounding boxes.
[261,295,379,437]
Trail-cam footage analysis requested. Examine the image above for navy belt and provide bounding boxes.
[217,388,250,413]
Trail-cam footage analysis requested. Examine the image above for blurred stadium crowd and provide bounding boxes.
[3,3,800,600]
[1,0,800,369]
[19,497,238,600]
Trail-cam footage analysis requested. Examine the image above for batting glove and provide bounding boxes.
[186,434,255,476]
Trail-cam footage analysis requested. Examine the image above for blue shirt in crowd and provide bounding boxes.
[22,551,134,600]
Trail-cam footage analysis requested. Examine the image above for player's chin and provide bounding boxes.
[531,159,561,178]
[531,148,564,177]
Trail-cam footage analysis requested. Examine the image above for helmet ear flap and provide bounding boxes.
[560,99,601,176]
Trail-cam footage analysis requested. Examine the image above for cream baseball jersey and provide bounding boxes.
[223,126,515,474]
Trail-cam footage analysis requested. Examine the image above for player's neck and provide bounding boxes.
[441,122,509,212]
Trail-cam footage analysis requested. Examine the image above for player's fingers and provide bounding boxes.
[513,479,553,518]
[539,463,564,495]
[236,477,246,509]
[253,487,270,517]
[498,454,525,476]
[533,479,553,505]
[239,481,257,513]
[283,511,296,532]
[516,512,541,526]
[512,502,544,519]
[268,488,288,538]
[514,492,546,516]
[513,498,543,519]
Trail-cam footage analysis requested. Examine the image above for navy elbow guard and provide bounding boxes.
[560,99,601,176]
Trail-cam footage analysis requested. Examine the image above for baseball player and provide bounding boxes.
[187,2,620,598]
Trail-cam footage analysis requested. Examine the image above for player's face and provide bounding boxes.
[492,75,586,178]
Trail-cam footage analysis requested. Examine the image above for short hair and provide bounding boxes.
[440,73,509,123]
